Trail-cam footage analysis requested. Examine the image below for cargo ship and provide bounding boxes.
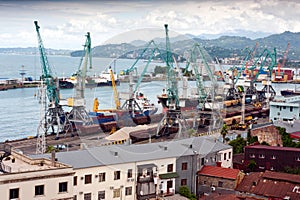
[59,71,120,89]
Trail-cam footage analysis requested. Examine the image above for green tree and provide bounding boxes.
[221,124,228,143]
[247,160,257,172]
[277,127,296,147]
[229,134,246,154]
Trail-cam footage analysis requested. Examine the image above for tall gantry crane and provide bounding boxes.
[34,21,71,154]
[156,24,188,137]
[186,43,224,131]
[68,32,93,125]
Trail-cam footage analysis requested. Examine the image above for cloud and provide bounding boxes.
[1,0,300,49]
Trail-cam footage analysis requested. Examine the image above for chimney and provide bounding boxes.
[51,150,56,167]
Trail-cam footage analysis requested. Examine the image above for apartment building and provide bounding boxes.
[244,145,300,172]
[0,145,74,200]
[1,136,232,200]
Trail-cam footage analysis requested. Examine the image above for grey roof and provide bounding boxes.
[30,136,231,169]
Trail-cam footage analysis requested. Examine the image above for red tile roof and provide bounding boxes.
[290,132,300,139]
[198,165,240,180]
[236,171,300,199]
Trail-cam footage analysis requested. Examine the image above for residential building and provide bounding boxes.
[236,171,300,200]
[197,165,244,193]
[270,95,300,122]
[0,144,74,200]
[0,136,232,200]
[250,123,282,146]
[244,144,300,172]
[38,136,232,199]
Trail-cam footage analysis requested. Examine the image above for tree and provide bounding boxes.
[229,134,246,154]
[247,160,257,172]
[221,124,228,143]
[178,186,197,200]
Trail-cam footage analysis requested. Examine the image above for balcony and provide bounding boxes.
[138,174,154,183]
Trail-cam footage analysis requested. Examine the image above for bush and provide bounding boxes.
[178,186,190,198]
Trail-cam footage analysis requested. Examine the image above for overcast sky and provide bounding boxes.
[1,0,300,50]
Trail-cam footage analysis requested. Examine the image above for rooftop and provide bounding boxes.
[198,165,240,180]
[30,136,231,169]
[236,171,300,199]
[245,144,300,152]
[0,150,70,174]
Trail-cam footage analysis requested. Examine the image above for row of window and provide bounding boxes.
[73,187,133,200]
[75,164,175,185]
[249,154,300,161]
[9,182,67,199]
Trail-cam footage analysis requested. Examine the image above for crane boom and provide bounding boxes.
[109,67,120,109]
[34,21,59,105]
[34,21,72,146]
[68,32,93,125]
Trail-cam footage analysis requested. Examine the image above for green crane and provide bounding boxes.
[68,32,93,125]
[34,21,71,149]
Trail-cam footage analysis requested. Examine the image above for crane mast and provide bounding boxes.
[34,21,71,153]
[68,32,93,125]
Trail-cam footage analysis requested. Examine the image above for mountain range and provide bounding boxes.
[72,31,300,61]
[1,31,299,60]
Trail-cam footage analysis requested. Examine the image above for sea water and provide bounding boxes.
[0,54,167,142]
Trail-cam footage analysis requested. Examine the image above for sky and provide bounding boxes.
[1,0,300,50]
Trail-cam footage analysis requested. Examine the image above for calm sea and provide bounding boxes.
[0,54,295,142]
[0,54,168,142]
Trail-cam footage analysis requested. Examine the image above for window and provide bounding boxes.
[73,176,77,186]
[114,171,121,180]
[9,188,19,199]
[127,169,133,178]
[125,186,132,196]
[218,181,223,187]
[290,107,293,112]
[99,172,106,182]
[271,155,276,160]
[181,162,188,170]
[98,190,105,200]
[229,152,231,159]
[181,179,187,186]
[259,154,265,159]
[167,164,173,172]
[84,193,91,200]
[85,174,92,184]
[73,195,77,200]
[249,153,255,158]
[59,182,68,193]
[113,188,121,198]
[296,157,300,161]
[35,185,44,196]
[224,153,227,160]
[201,158,205,165]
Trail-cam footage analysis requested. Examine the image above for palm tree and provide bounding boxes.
[221,124,228,143]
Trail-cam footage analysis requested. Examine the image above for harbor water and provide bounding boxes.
[0,54,168,142]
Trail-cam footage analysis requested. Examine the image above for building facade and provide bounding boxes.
[270,95,300,122]
[244,145,300,172]
[0,145,74,200]
[1,136,232,200]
